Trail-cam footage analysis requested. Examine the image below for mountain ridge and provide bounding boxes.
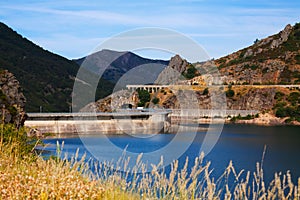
[0,22,169,112]
[74,49,169,83]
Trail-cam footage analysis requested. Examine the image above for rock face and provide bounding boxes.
[81,90,139,112]
[0,70,26,127]
[155,55,188,84]
[270,24,292,49]
[168,55,189,74]
[226,88,276,111]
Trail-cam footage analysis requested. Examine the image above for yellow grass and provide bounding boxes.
[0,125,300,199]
[0,148,140,199]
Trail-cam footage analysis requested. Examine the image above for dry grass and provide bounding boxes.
[0,125,300,199]
[0,146,139,199]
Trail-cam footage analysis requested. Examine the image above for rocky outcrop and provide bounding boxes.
[81,90,139,112]
[270,24,292,49]
[168,55,189,74]
[155,55,188,85]
[226,88,276,111]
[0,70,26,127]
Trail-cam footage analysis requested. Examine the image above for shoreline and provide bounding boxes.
[226,113,300,126]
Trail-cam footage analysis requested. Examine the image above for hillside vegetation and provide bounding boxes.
[215,23,300,85]
[0,22,113,112]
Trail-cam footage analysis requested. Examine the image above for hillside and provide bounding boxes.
[0,22,116,112]
[215,23,300,85]
[75,49,169,83]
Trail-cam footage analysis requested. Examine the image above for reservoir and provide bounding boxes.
[42,124,300,183]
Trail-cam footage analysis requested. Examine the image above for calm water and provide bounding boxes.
[42,124,300,182]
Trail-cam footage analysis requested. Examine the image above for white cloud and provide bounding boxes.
[1,5,201,27]
[1,0,299,60]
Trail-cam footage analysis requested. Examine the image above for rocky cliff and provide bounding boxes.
[0,70,26,127]
[81,90,139,112]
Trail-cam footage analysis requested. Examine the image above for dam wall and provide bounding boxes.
[25,119,166,134]
[25,111,170,134]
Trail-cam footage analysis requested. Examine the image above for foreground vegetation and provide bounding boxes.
[1,125,300,199]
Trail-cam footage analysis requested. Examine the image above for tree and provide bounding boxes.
[184,65,197,79]
[226,89,235,98]
[137,89,150,107]
[151,97,159,104]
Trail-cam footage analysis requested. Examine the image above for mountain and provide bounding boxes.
[75,49,169,83]
[0,22,113,112]
[0,22,168,112]
[215,23,300,84]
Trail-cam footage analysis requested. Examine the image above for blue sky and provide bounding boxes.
[0,0,299,61]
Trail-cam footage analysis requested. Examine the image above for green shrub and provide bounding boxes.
[244,64,259,70]
[274,91,285,101]
[151,97,159,104]
[227,59,239,66]
[295,54,300,64]
[275,107,288,117]
[274,102,287,109]
[275,106,298,118]
[226,89,235,98]
[202,88,209,95]
[183,65,197,79]
[262,68,269,74]
[287,92,300,105]
[137,89,150,107]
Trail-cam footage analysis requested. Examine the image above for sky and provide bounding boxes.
[0,0,299,61]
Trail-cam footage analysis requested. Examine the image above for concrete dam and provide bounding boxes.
[25,111,170,134]
[25,109,259,135]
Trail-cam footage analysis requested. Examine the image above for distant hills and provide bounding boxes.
[0,22,168,112]
[75,49,168,83]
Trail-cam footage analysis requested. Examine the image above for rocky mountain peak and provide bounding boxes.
[168,55,189,74]
[270,24,293,49]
